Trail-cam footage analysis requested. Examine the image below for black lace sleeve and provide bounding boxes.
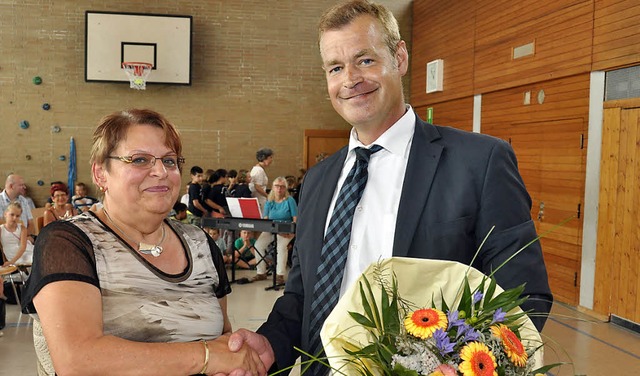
[21,220,98,313]
[203,229,232,298]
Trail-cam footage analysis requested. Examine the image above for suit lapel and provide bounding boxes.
[303,147,348,279]
[393,119,443,257]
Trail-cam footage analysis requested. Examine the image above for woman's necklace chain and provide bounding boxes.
[102,208,165,257]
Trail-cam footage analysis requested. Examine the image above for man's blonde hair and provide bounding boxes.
[318,0,401,56]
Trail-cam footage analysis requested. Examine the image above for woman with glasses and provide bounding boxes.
[250,177,297,285]
[21,109,265,376]
[42,183,76,227]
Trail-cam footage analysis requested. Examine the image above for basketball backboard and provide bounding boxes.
[85,11,192,86]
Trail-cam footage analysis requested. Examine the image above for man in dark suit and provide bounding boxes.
[226,1,552,374]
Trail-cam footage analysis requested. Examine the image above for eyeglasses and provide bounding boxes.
[273,184,287,188]
[107,153,185,169]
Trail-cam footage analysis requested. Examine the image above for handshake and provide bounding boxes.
[207,330,275,376]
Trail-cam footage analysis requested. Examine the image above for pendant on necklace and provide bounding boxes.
[139,243,163,257]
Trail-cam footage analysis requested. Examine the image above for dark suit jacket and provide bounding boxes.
[258,117,553,372]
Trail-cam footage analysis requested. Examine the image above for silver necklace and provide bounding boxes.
[103,208,166,257]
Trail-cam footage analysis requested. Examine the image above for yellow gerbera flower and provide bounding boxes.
[459,342,497,376]
[404,308,447,339]
[490,324,528,367]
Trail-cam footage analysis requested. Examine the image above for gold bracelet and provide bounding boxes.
[200,339,210,375]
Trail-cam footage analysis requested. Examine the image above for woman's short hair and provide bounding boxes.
[318,0,401,56]
[50,183,68,196]
[256,148,274,162]
[90,109,183,171]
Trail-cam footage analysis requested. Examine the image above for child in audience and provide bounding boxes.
[206,228,231,264]
[1,202,33,266]
[72,182,99,213]
[232,230,256,269]
[169,203,189,223]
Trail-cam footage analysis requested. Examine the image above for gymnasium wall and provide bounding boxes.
[0,0,412,206]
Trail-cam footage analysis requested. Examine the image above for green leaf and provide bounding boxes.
[439,288,449,312]
[349,311,376,328]
[362,277,382,330]
[459,276,473,315]
[532,362,567,374]
[392,363,420,376]
[484,277,497,304]
[482,284,525,312]
[475,277,487,310]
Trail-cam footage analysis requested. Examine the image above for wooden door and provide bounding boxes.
[303,129,350,170]
[484,118,586,305]
[594,105,640,323]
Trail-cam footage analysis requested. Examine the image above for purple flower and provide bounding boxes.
[455,323,480,342]
[463,327,481,342]
[433,329,455,355]
[491,308,506,324]
[447,310,465,329]
[472,291,483,304]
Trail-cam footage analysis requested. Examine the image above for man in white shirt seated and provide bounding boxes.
[0,174,34,236]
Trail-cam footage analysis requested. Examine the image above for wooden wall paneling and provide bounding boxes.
[593,107,620,315]
[594,106,640,323]
[410,0,476,107]
[302,129,350,170]
[616,108,639,321]
[473,0,593,94]
[598,107,640,323]
[413,96,474,131]
[481,75,590,305]
[593,0,640,70]
[487,118,585,305]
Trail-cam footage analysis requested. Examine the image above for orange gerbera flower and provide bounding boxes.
[459,342,497,376]
[404,308,447,339]
[490,324,528,367]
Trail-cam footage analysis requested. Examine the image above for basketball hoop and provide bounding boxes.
[122,62,153,90]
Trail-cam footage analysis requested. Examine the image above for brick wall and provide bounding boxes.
[0,0,412,206]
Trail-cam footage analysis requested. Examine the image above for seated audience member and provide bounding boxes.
[251,177,297,284]
[21,108,264,375]
[43,183,76,227]
[206,228,231,264]
[229,169,252,198]
[205,169,228,216]
[71,182,99,213]
[285,175,300,203]
[233,230,257,269]
[0,174,34,235]
[169,203,189,223]
[1,202,34,266]
[44,181,65,205]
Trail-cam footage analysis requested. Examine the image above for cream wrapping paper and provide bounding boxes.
[320,257,543,375]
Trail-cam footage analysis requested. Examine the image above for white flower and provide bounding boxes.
[392,337,441,374]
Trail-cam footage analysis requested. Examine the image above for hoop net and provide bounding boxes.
[122,62,153,90]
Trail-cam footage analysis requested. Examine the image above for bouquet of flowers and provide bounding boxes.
[318,257,560,376]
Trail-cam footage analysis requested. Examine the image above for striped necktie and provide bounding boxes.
[307,144,383,375]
